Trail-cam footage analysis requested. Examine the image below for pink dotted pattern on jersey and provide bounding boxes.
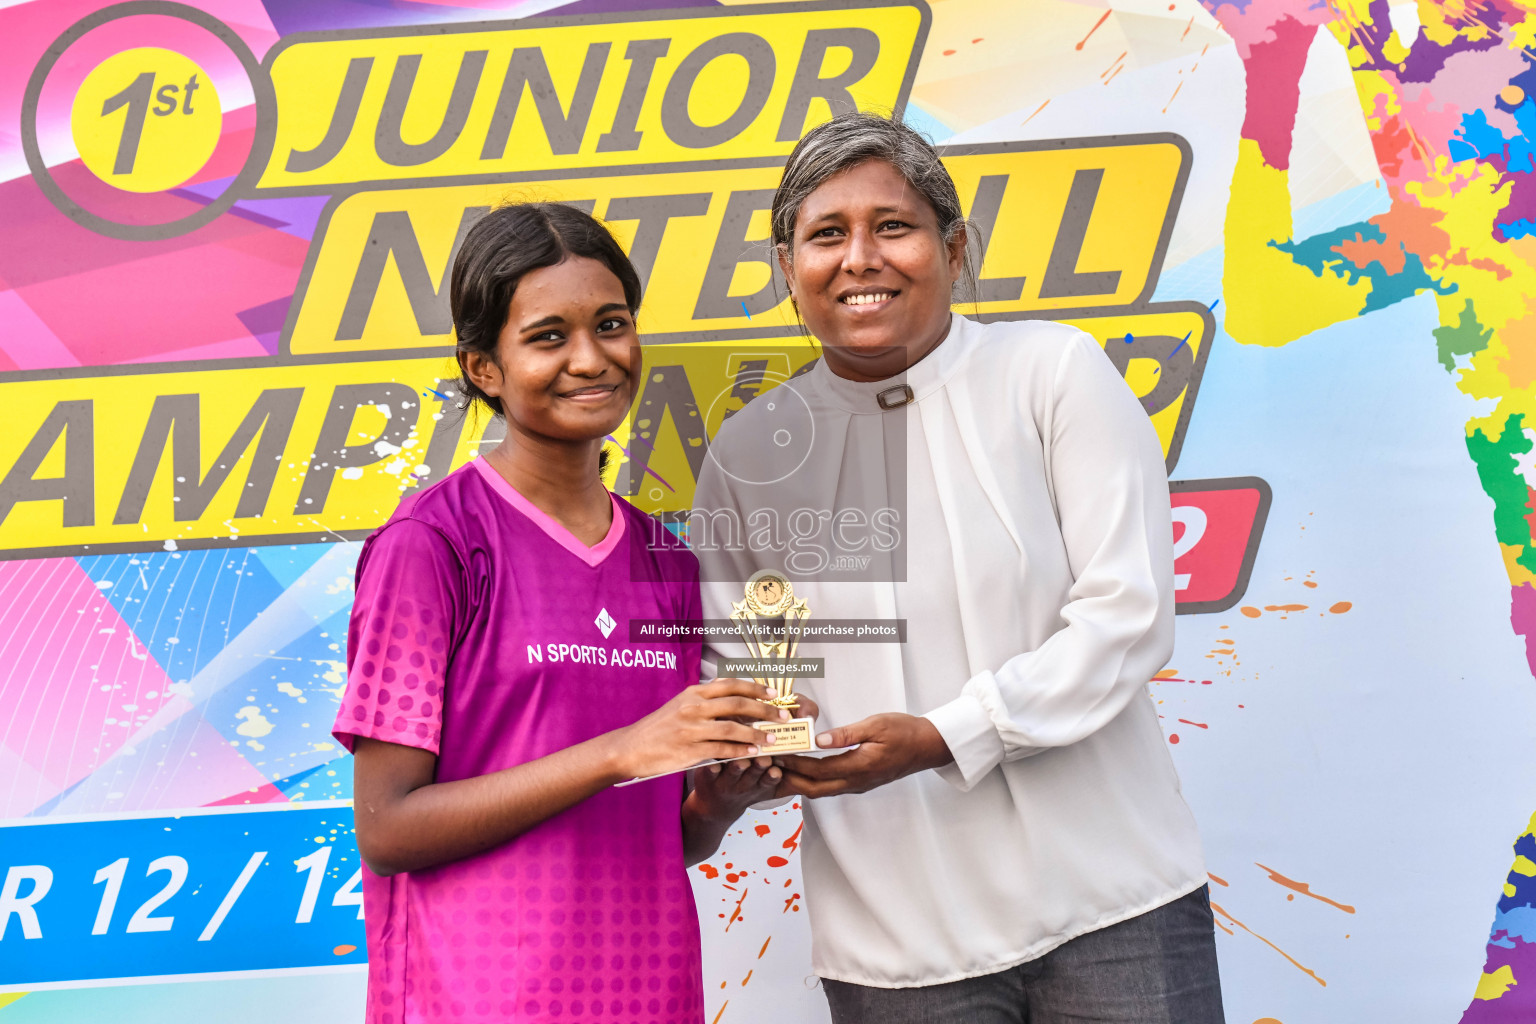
[383,843,704,1022]
[336,588,446,755]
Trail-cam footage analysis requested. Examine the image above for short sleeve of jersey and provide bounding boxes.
[332,518,462,756]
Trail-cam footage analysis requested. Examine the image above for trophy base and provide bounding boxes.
[762,716,816,754]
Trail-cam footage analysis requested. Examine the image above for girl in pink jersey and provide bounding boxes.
[332,203,792,1024]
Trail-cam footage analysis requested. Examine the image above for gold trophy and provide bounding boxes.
[729,569,816,754]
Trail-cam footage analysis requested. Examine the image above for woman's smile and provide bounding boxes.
[837,288,901,313]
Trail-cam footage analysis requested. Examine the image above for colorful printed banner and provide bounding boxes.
[0,804,364,991]
[4,0,1536,1021]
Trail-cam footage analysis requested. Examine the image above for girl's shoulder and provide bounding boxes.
[358,465,483,569]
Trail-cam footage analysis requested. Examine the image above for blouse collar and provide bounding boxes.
[807,313,972,414]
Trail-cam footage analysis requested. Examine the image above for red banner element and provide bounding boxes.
[1170,477,1272,614]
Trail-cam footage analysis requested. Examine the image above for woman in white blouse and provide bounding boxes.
[692,112,1224,1022]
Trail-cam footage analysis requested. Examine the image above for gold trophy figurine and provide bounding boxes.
[728,569,816,754]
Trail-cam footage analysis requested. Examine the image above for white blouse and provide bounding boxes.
[693,314,1207,987]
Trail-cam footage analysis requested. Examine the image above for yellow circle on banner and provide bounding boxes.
[71,48,221,193]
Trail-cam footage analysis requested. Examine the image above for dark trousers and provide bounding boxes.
[822,885,1225,1024]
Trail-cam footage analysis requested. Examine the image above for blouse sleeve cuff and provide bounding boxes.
[924,693,1006,792]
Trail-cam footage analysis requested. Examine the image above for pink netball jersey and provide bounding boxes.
[332,457,705,1024]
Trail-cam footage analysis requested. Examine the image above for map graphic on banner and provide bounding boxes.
[0,0,1534,1022]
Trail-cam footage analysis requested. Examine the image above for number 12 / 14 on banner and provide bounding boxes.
[0,803,365,990]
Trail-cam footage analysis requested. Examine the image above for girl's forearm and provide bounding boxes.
[356,678,781,875]
[355,730,629,876]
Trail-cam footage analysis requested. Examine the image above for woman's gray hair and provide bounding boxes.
[771,111,977,298]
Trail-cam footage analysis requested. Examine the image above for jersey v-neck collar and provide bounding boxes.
[470,456,625,568]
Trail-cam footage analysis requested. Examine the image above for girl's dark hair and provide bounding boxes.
[450,202,642,417]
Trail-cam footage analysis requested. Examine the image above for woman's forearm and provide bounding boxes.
[354,731,629,876]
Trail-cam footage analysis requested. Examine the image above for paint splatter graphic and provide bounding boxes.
[1195,857,1352,990]
[1211,899,1328,987]
[1256,862,1358,914]
[693,805,808,1021]
[1195,0,1536,1012]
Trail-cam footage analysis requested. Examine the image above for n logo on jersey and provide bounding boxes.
[594,608,616,639]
